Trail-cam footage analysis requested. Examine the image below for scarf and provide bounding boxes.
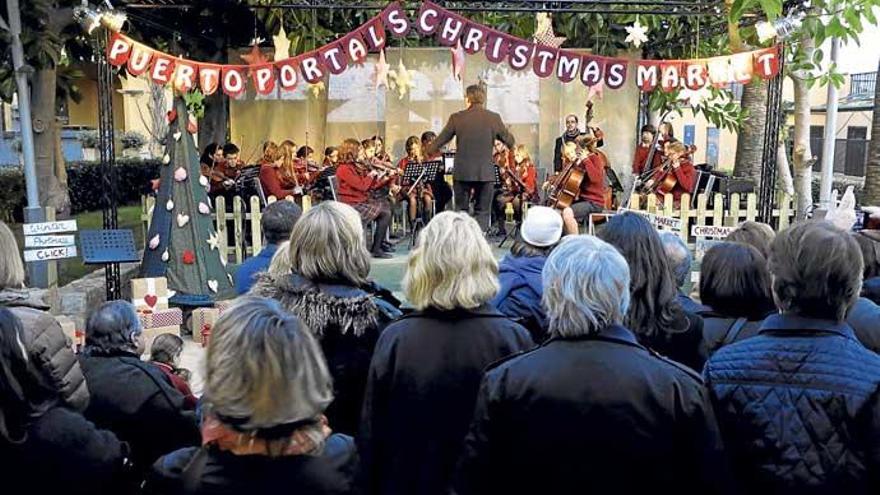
[201,414,331,457]
[564,128,581,139]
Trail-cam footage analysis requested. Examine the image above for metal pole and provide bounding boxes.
[819,36,840,206]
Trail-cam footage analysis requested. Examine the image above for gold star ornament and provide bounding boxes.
[389,59,416,99]
[273,25,291,62]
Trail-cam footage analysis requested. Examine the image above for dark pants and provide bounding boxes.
[371,210,391,254]
[454,180,493,231]
[570,200,604,222]
[432,179,453,212]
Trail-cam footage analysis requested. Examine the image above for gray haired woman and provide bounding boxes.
[147,296,357,495]
[249,201,401,435]
[455,235,727,495]
[79,300,199,474]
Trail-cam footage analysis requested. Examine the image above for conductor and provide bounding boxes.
[426,84,515,231]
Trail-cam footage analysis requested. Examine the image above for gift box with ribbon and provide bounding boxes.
[131,277,174,312]
[143,325,181,353]
[138,307,183,329]
[190,307,219,344]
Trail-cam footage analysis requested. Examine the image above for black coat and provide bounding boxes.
[145,434,357,495]
[454,324,730,495]
[640,310,706,373]
[698,308,768,361]
[428,104,514,182]
[846,296,880,354]
[705,315,880,494]
[79,351,200,473]
[0,406,131,495]
[358,306,533,495]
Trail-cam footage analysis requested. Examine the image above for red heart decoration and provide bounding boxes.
[166,109,177,123]
[144,294,158,308]
[182,250,195,264]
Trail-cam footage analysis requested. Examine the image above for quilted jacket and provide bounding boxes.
[704,314,880,494]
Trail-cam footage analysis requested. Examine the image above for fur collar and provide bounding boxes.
[249,273,380,337]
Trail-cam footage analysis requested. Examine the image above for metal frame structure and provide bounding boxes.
[96,31,122,301]
[759,48,785,223]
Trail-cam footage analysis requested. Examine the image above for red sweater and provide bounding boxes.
[336,162,387,205]
[577,154,609,207]
[632,145,662,174]
[668,160,697,203]
[153,362,198,410]
[260,163,294,199]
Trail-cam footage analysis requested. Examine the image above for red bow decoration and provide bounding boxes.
[182,250,195,264]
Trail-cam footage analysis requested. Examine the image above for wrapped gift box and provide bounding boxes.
[138,307,183,329]
[143,325,181,354]
[190,307,219,344]
[131,277,171,312]
[215,299,234,315]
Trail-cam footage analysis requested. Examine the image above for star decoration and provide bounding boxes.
[587,81,605,101]
[272,25,291,62]
[308,81,326,98]
[389,58,417,99]
[533,12,567,48]
[451,41,465,81]
[625,19,650,48]
[374,49,391,89]
[241,43,268,66]
[756,21,778,44]
[206,231,219,251]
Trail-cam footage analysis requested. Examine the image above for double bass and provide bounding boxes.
[545,101,595,209]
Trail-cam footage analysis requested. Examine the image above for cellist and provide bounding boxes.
[644,140,697,207]
[555,135,609,225]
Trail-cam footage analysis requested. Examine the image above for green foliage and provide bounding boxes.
[184,90,206,119]
[648,87,746,133]
[79,130,99,148]
[65,159,161,214]
[0,167,26,223]
[120,131,147,150]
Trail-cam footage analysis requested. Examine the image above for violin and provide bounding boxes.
[640,144,697,197]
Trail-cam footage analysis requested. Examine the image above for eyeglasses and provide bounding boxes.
[565,120,577,124]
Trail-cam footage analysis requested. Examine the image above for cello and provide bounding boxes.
[545,101,595,209]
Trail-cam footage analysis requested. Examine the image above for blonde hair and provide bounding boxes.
[279,140,298,182]
[262,141,281,164]
[288,202,371,287]
[0,222,24,289]
[268,241,292,277]
[404,212,499,310]
[513,144,531,162]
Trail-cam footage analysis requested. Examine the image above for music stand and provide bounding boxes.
[402,160,443,246]
[80,229,140,264]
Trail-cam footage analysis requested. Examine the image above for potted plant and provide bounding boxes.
[79,130,99,161]
[120,131,148,158]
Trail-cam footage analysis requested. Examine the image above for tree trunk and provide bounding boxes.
[149,84,168,157]
[733,77,768,184]
[863,56,880,203]
[777,139,795,196]
[198,90,228,150]
[31,67,69,215]
[792,35,816,219]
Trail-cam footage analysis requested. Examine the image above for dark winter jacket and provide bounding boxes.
[0,288,89,411]
[846,297,880,354]
[358,305,533,495]
[678,289,708,314]
[79,351,200,474]
[249,272,402,435]
[491,254,548,342]
[862,276,880,304]
[454,324,729,495]
[0,406,131,495]
[705,314,880,494]
[146,434,358,495]
[640,309,705,373]
[234,243,278,295]
[697,308,768,360]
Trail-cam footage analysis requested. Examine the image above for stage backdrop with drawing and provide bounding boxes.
[228,47,639,181]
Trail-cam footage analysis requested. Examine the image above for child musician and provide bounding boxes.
[494,145,537,229]
[556,137,609,224]
[336,138,398,258]
[259,141,295,200]
[644,140,697,207]
[398,135,434,225]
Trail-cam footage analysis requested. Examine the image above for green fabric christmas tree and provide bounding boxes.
[141,96,234,305]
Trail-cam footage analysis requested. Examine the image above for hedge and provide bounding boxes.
[0,159,161,221]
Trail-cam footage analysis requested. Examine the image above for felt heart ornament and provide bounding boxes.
[173,131,182,141]
[182,250,195,264]
[207,279,219,293]
[162,154,171,165]
[148,234,160,250]
[166,199,174,211]
[167,290,176,298]
[176,213,190,227]
[161,249,169,262]
[166,109,177,123]
[198,202,211,215]
[199,175,209,187]
[174,167,188,182]
[187,114,198,134]
[227,273,234,284]
[144,294,158,308]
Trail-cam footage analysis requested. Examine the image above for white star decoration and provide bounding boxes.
[389,59,417,99]
[374,49,391,89]
[206,232,219,251]
[625,19,650,48]
[272,25,291,62]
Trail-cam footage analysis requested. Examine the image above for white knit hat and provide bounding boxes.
[521,206,563,247]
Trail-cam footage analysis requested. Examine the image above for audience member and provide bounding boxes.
[149,333,198,410]
[725,221,775,258]
[249,201,401,435]
[854,229,880,302]
[705,221,880,494]
[847,230,880,352]
[235,200,302,294]
[147,297,357,494]
[491,206,563,342]
[0,221,89,410]
[0,308,133,495]
[698,242,775,358]
[79,301,200,473]
[267,241,291,277]
[598,213,705,371]
[454,235,728,495]
[358,212,533,495]
[659,231,707,314]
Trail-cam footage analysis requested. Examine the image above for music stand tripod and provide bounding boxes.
[402,160,443,247]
